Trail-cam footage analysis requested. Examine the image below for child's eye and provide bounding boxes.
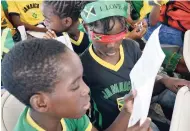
[71,81,80,91]
[72,86,80,91]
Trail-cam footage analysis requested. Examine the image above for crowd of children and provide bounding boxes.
[1,0,190,131]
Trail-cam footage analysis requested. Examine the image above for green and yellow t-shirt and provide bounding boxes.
[1,5,16,35]
[7,0,44,25]
[14,107,92,131]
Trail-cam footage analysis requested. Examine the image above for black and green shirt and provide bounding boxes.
[80,39,142,130]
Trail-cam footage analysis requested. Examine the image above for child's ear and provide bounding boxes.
[62,17,72,28]
[30,93,49,113]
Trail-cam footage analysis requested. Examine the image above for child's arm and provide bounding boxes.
[148,0,169,26]
[10,15,48,32]
[149,5,161,26]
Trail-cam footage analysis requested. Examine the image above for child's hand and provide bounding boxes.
[43,30,57,39]
[135,19,148,28]
[127,27,147,40]
[160,77,190,93]
[128,118,153,131]
[122,89,137,114]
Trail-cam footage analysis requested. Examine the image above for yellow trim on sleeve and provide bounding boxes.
[85,122,93,131]
[26,109,45,131]
[60,119,66,131]
[89,45,124,72]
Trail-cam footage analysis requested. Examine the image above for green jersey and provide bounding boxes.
[14,107,92,131]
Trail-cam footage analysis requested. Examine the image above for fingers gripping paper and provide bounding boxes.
[128,25,165,127]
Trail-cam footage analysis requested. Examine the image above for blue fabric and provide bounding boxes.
[144,19,184,47]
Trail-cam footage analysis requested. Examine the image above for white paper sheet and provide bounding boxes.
[26,24,46,38]
[55,34,74,51]
[128,25,165,127]
[183,30,190,72]
[17,25,27,40]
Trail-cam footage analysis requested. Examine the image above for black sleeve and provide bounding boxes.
[123,39,142,64]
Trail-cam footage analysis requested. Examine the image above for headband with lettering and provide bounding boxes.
[81,0,128,24]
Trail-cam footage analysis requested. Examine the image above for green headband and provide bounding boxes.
[81,1,128,24]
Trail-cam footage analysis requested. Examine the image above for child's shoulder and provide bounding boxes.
[122,39,140,51]
[14,108,92,131]
[14,107,34,131]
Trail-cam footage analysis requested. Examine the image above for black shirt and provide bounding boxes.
[80,39,142,130]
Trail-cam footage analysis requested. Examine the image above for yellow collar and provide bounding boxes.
[63,18,84,46]
[89,44,124,72]
[26,109,66,131]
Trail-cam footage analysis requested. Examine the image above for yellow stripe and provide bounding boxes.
[79,18,83,23]
[85,123,92,131]
[27,109,66,131]
[60,119,67,131]
[63,19,84,46]
[89,45,124,72]
[70,31,84,46]
[26,109,45,131]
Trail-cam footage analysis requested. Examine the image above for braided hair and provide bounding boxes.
[43,0,89,22]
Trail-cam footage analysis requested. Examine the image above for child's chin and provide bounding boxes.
[75,110,88,118]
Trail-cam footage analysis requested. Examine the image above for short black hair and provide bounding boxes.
[88,16,126,34]
[43,0,88,22]
[1,39,67,106]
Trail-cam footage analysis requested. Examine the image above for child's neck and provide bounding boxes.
[67,20,80,40]
[30,109,63,131]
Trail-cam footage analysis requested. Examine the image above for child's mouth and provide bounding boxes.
[106,52,116,56]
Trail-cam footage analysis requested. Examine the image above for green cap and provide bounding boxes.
[81,0,128,24]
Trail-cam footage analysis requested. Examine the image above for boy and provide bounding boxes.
[1,38,152,131]
[42,1,90,54]
[80,1,190,130]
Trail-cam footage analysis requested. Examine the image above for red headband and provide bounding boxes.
[90,30,127,43]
